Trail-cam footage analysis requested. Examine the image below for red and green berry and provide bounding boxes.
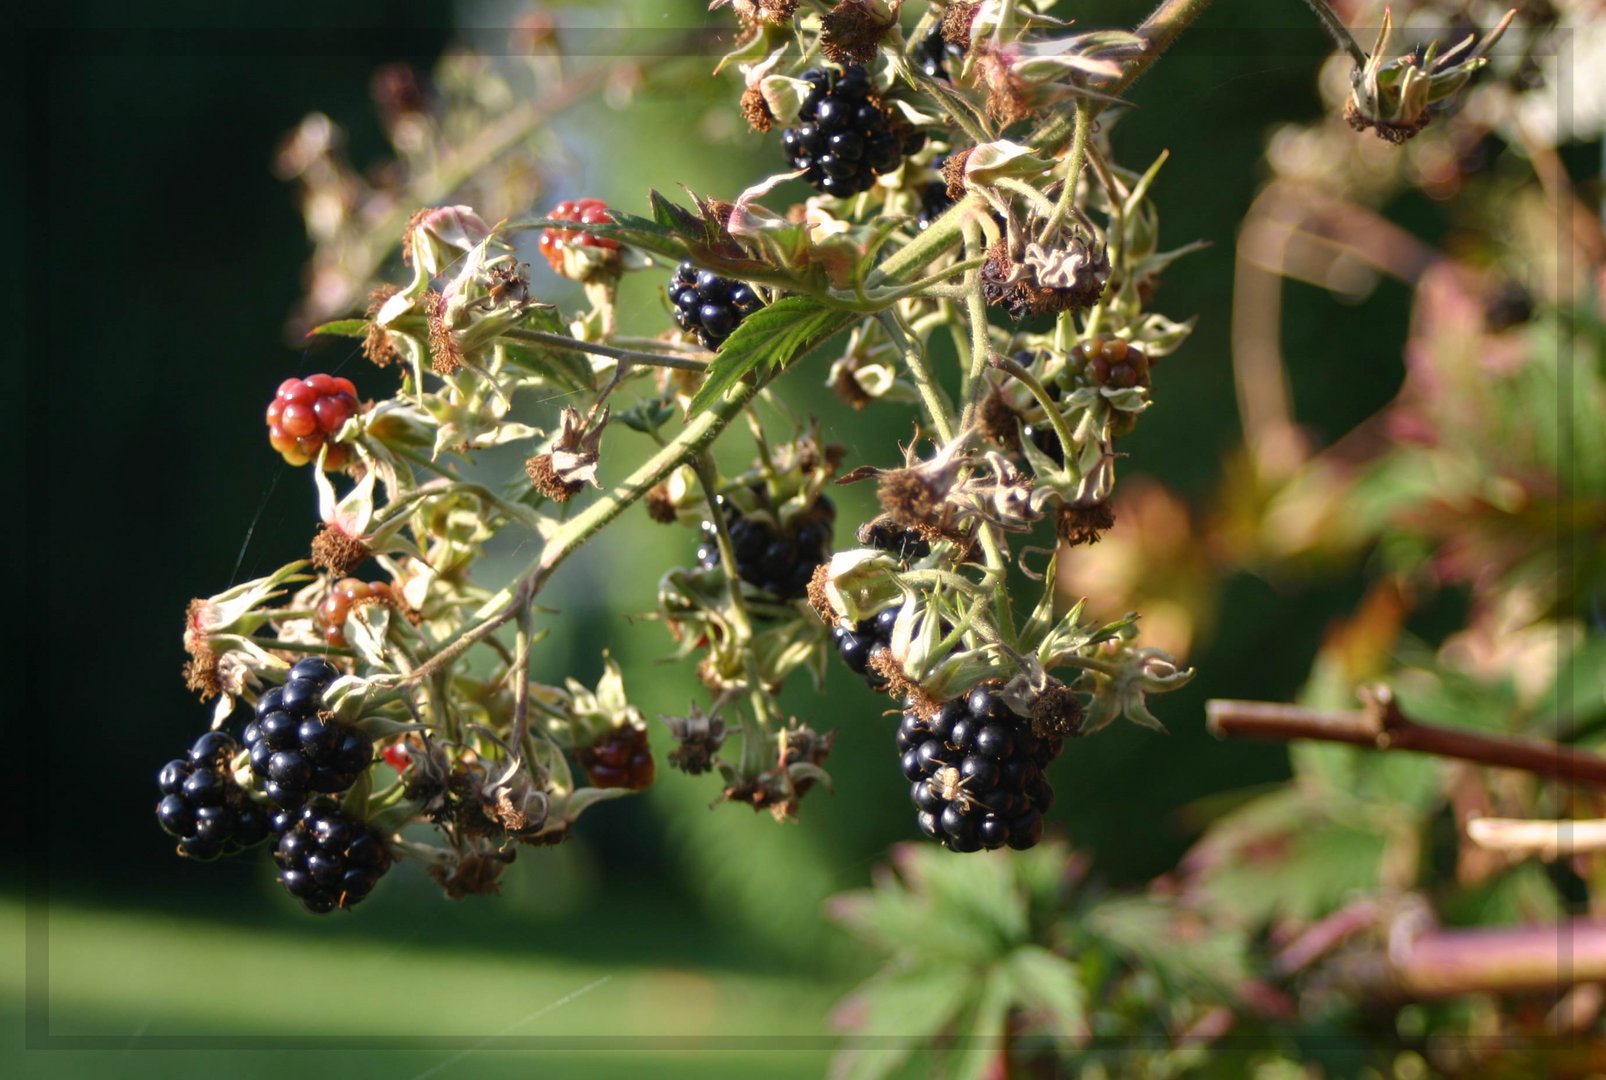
[266,374,359,469]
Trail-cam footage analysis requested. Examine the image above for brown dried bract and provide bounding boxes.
[941,147,972,200]
[525,453,584,503]
[805,561,836,625]
[400,206,431,266]
[976,46,1031,125]
[940,2,979,48]
[362,285,401,367]
[644,482,677,523]
[311,522,371,576]
[1343,98,1429,144]
[182,649,222,702]
[740,84,774,132]
[821,0,893,65]
[830,359,874,409]
[977,383,1023,451]
[427,851,512,899]
[424,291,464,375]
[982,238,1109,320]
[878,469,949,531]
[1030,682,1083,739]
[1056,500,1116,546]
[867,651,943,717]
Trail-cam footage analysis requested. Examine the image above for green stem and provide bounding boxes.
[991,352,1081,475]
[956,221,994,434]
[692,454,776,772]
[1036,104,1093,245]
[403,369,773,685]
[1298,0,1369,67]
[500,327,711,372]
[879,312,956,444]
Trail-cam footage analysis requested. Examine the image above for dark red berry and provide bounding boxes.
[578,725,656,790]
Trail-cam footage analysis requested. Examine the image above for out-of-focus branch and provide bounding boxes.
[1333,915,1606,999]
[1467,816,1606,858]
[1206,688,1606,787]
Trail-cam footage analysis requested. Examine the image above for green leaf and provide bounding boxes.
[830,966,977,1080]
[950,970,1012,1080]
[1002,945,1086,1036]
[309,318,368,338]
[686,297,850,415]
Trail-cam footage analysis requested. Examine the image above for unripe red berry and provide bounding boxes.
[538,198,619,273]
[266,374,360,469]
[317,578,391,647]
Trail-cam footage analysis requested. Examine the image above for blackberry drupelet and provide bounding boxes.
[696,496,834,600]
[781,65,926,197]
[831,603,901,690]
[669,262,764,349]
[898,686,1060,852]
[155,731,273,860]
[245,656,373,809]
[273,801,392,913]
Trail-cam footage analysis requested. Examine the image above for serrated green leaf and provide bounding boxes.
[309,319,368,338]
[649,189,704,236]
[950,970,1012,1080]
[830,966,977,1080]
[1002,945,1086,1035]
[686,297,850,415]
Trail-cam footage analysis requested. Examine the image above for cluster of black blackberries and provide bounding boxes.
[831,603,899,691]
[273,801,392,914]
[245,657,373,809]
[670,262,764,350]
[899,687,1059,852]
[697,495,834,600]
[782,65,926,198]
[156,731,274,859]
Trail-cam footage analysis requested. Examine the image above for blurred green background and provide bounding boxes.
[13,0,1484,1075]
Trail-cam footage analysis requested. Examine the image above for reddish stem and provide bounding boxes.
[1206,689,1606,788]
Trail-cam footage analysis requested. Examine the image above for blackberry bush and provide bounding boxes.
[173,0,1513,914]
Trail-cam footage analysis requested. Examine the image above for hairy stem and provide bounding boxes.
[500,327,711,371]
[405,372,773,684]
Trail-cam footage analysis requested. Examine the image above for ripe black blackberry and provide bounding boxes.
[831,604,899,690]
[781,65,926,197]
[245,656,373,809]
[155,731,273,860]
[669,262,763,349]
[858,516,931,561]
[911,28,963,81]
[898,686,1060,852]
[697,495,834,600]
[272,801,392,914]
